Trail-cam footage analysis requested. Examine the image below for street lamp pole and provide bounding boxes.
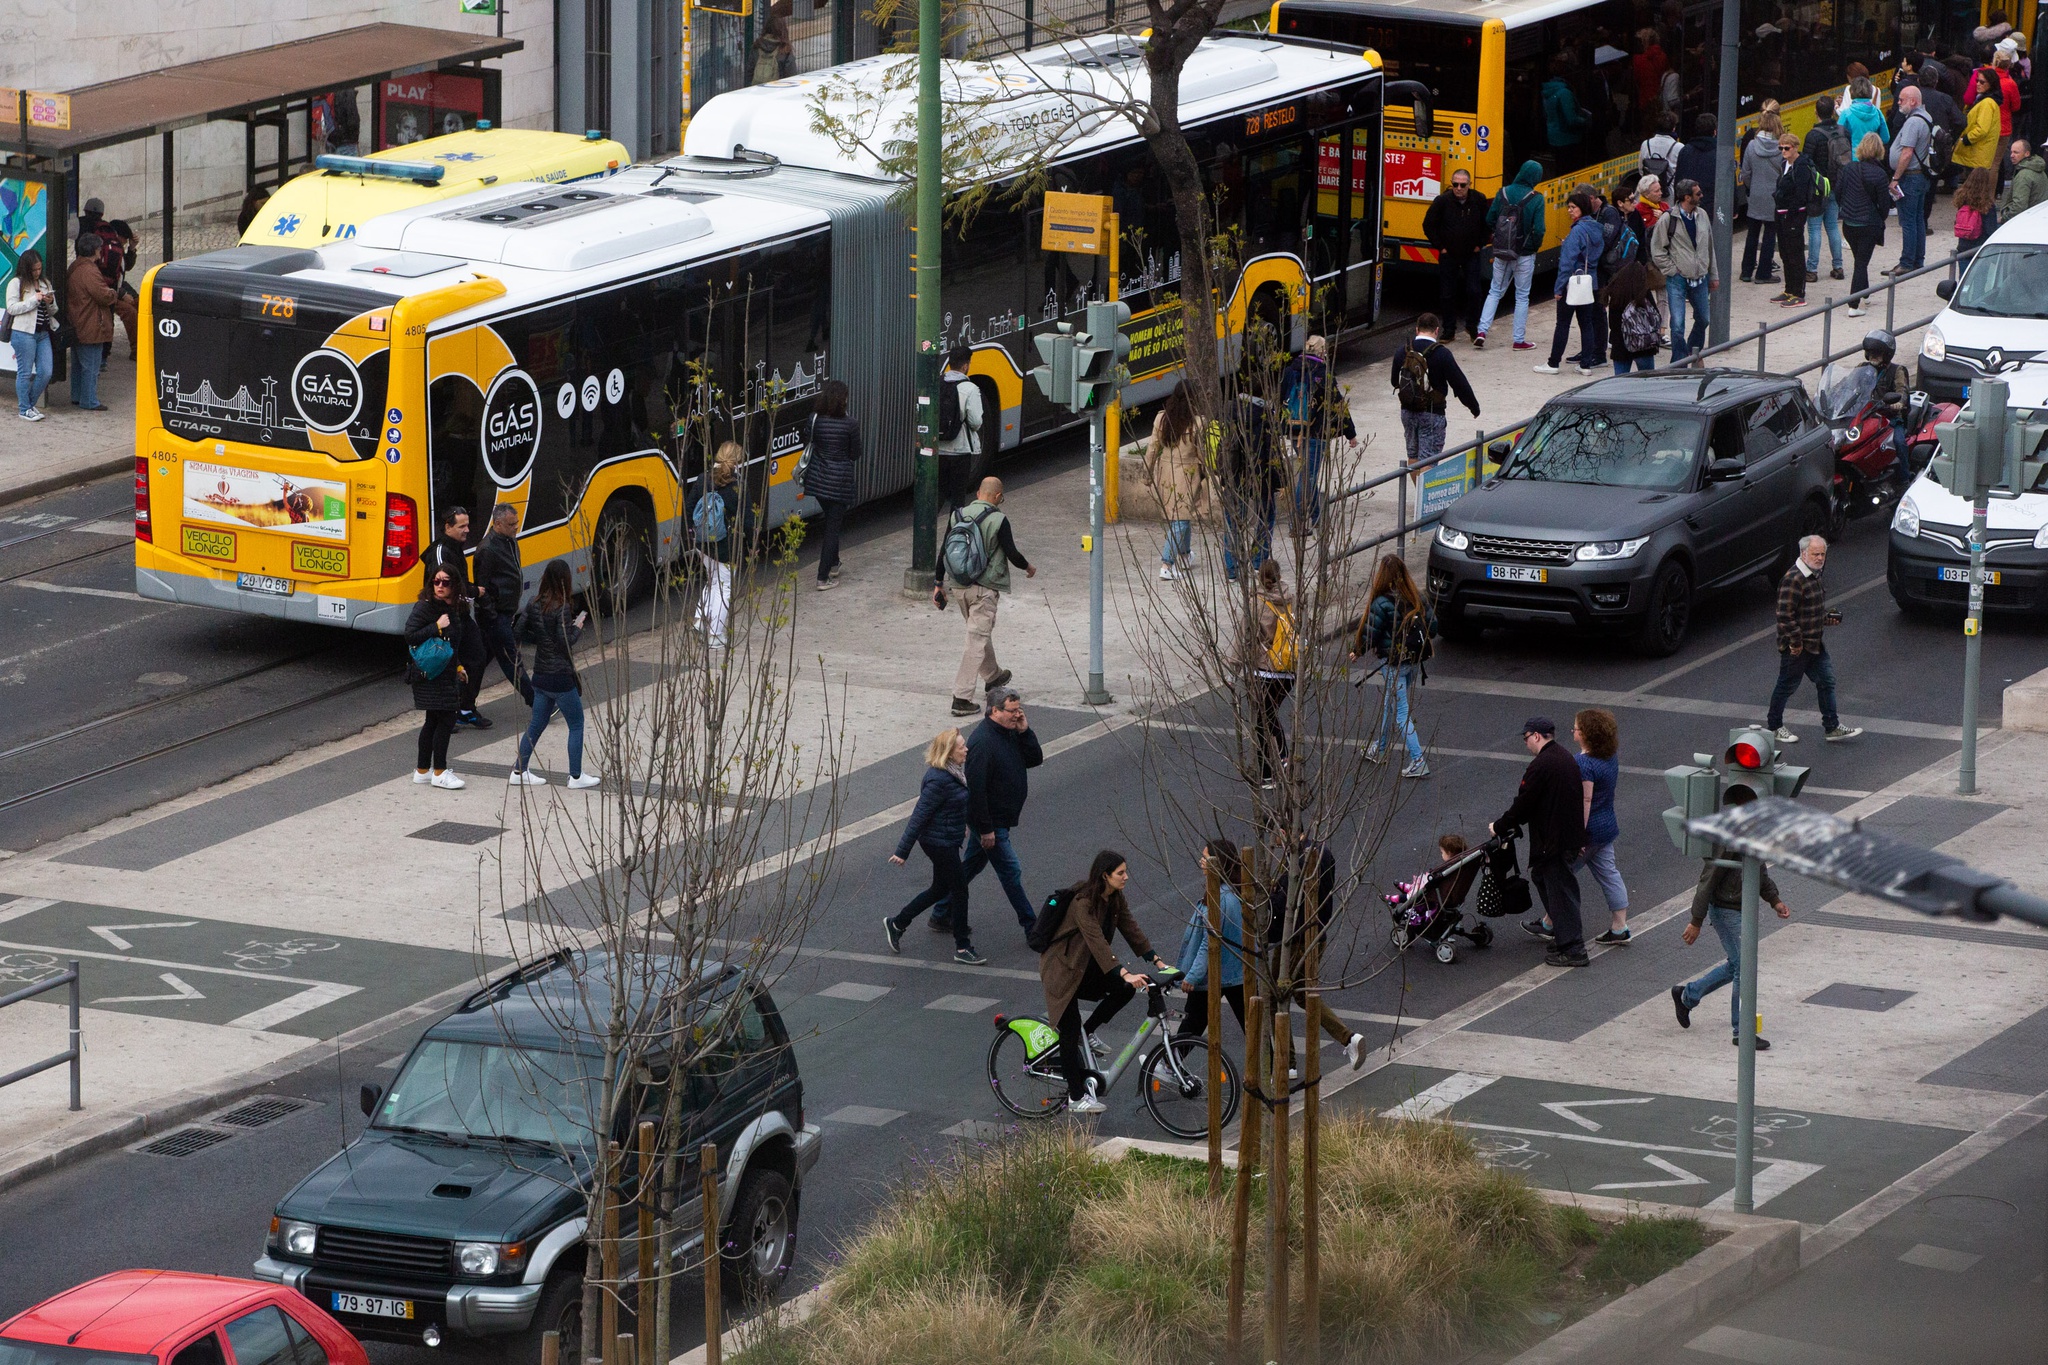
[905,0,943,591]
[1709,0,1740,346]
[1732,854,1761,1213]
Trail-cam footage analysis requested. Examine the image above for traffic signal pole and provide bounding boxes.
[1087,404,1111,705]
[1733,854,1761,1213]
[904,0,943,591]
[1957,381,2002,794]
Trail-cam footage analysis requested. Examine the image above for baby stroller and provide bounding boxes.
[1382,832,1517,964]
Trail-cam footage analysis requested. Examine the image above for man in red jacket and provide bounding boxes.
[1491,717,1589,966]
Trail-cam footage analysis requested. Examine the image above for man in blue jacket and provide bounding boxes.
[1536,190,1607,375]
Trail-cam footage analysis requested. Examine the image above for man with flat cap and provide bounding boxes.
[1491,717,1589,967]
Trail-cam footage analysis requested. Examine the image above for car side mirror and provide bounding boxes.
[360,1083,382,1117]
[1486,440,1512,464]
[1936,279,1956,300]
[1707,458,1745,482]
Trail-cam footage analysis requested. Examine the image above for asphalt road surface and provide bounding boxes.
[3,455,2044,1359]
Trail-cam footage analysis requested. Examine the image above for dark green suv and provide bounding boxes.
[252,952,819,1363]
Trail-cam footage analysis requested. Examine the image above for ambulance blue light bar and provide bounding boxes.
[315,155,445,184]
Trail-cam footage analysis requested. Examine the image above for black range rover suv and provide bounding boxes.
[1426,371,1835,655]
[253,952,819,1363]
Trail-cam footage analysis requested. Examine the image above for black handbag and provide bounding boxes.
[1474,838,1533,919]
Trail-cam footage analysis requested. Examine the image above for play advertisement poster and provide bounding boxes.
[183,461,348,542]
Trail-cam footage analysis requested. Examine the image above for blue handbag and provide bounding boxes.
[408,636,454,682]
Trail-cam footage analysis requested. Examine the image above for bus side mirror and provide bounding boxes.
[1412,99,1435,141]
[1384,81,1436,141]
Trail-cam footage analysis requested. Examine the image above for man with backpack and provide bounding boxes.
[1639,111,1682,188]
[1650,177,1718,361]
[1801,97,1850,283]
[1389,312,1481,472]
[1422,168,1491,342]
[933,475,1035,717]
[1888,85,1938,275]
[1475,159,1547,349]
[936,344,984,515]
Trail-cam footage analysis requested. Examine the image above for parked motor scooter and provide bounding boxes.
[1816,361,1954,531]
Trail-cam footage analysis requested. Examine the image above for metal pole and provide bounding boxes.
[161,131,175,265]
[1961,495,1988,794]
[1709,0,1740,346]
[903,0,943,589]
[1085,407,1112,705]
[1395,458,1408,554]
[68,961,80,1111]
[1733,855,1760,1214]
[1105,214,1121,524]
[1821,296,1831,364]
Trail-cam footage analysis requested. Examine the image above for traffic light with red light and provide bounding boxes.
[1720,726,1810,802]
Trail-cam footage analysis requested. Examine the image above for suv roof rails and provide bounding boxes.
[458,949,574,1013]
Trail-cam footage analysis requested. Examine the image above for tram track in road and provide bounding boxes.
[0,538,130,586]
[0,664,396,815]
[0,505,131,553]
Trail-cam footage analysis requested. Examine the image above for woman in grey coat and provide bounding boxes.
[1740,113,1785,284]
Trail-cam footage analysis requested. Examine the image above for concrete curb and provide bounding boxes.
[0,974,485,1196]
[0,455,131,510]
[670,1284,826,1365]
[1505,1190,1802,1365]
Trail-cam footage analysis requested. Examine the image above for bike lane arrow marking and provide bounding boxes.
[89,921,198,951]
[94,972,204,1004]
[1592,1154,1709,1191]
[1542,1096,1654,1132]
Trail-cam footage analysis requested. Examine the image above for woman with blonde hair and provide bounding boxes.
[883,727,980,963]
[693,442,743,647]
[1741,104,1786,284]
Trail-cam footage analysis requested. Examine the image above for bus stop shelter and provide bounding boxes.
[0,22,522,367]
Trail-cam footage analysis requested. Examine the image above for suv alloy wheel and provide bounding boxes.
[1634,559,1692,657]
[723,1167,796,1303]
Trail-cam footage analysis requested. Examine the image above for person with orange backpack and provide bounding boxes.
[1250,560,1296,791]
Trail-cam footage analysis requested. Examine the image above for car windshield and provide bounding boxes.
[0,1342,156,1365]
[1816,363,1879,422]
[1948,246,2048,319]
[1499,406,1703,490]
[378,1039,601,1148]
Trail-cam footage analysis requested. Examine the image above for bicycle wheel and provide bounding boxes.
[987,1026,1070,1119]
[1141,1035,1241,1139]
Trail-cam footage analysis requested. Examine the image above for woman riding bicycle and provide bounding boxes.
[1039,849,1170,1114]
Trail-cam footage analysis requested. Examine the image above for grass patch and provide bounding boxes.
[741,1121,1707,1364]
[1583,1215,1707,1292]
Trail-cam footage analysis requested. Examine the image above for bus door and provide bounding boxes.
[1311,119,1380,326]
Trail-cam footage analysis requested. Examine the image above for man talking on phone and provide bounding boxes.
[1764,535,1862,744]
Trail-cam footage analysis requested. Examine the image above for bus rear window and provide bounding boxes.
[152,270,393,458]
[1276,11,1481,110]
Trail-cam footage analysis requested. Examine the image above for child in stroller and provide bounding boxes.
[1384,832,1506,963]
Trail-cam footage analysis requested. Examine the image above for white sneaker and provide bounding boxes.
[1532,363,1561,374]
[1846,305,1866,317]
[430,771,465,790]
[1401,759,1431,779]
[1159,564,1182,580]
[18,409,41,422]
[1068,1080,1107,1115]
[509,770,546,786]
[1085,1031,1110,1059]
[1345,1033,1367,1071]
[567,773,601,789]
[1770,726,1799,744]
[412,770,432,785]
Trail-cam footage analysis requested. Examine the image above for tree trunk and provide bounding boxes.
[1143,19,1225,439]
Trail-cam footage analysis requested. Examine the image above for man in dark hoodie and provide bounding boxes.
[1423,168,1492,341]
[1675,112,1722,213]
[1475,159,1547,349]
[1491,717,1589,967]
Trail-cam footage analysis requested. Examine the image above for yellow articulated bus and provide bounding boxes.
[1271,0,1925,267]
[240,126,631,249]
[135,33,1390,633]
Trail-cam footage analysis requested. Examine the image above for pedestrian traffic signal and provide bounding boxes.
[1031,324,1077,408]
[2001,409,2048,498]
[1930,408,1993,501]
[1074,300,1132,410]
[1663,752,1722,857]
[1719,726,1809,802]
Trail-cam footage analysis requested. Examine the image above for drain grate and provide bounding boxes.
[132,1126,237,1158]
[214,1096,315,1129]
[408,821,506,845]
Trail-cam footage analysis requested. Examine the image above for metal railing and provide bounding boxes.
[1,961,82,1111]
[1330,244,1972,565]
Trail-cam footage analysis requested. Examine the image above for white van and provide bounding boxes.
[1889,365,2048,615]
[1916,203,2048,406]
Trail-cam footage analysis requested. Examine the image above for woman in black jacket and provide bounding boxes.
[1836,132,1894,304]
[883,727,979,963]
[511,559,596,789]
[405,566,476,789]
[802,378,862,590]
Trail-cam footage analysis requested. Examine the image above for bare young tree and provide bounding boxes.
[471,295,849,1365]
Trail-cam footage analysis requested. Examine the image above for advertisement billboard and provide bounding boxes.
[0,177,49,374]
[183,461,349,542]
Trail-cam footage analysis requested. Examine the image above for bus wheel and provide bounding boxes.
[592,497,656,606]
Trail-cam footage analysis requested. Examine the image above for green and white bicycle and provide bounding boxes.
[985,965,1243,1138]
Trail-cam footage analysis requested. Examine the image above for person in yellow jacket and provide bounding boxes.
[1955,74,2001,173]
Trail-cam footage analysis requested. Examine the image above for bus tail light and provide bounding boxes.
[134,457,152,543]
[382,493,419,577]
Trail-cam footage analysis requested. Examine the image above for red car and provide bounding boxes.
[0,1271,369,1365]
